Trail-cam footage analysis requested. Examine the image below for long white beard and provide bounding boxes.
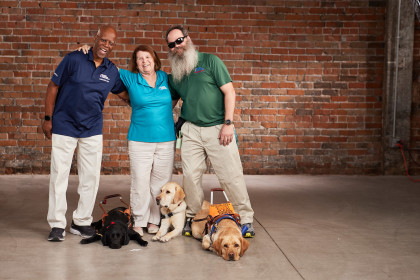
[168,41,198,83]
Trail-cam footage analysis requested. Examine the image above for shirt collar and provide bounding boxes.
[137,70,163,88]
[88,48,110,69]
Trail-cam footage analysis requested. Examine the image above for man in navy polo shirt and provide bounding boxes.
[42,25,128,242]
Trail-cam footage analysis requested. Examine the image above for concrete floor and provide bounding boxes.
[1,174,420,280]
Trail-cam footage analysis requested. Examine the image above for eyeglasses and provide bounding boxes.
[99,38,116,47]
[167,36,187,49]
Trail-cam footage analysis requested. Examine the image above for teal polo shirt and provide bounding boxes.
[119,69,176,142]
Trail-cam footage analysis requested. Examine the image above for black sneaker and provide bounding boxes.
[182,217,192,237]
[241,223,255,238]
[70,220,95,238]
[48,227,65,242]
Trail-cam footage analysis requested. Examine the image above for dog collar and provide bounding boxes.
[160,202,184,219]
[106,220,127,229]
[160,209,183,220]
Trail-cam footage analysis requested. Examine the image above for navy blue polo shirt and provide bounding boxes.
[51,49,125,138]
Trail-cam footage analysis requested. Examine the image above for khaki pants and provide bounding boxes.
[47,134,103,229]
[129,140,175,227]
[181,122,254,224]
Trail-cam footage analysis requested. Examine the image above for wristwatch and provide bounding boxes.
[44,115,52,121]
[225,119,232,125]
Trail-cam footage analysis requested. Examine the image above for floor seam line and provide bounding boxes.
[255,217,305,280]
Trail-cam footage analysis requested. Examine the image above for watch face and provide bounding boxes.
[225,119,232,125]
[44,115,51,121]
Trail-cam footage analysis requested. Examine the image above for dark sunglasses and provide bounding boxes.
[167,36,187,49]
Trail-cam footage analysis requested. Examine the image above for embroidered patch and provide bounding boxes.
[159,86,168,90]
[99,73,110,83]
[194,67,205,73]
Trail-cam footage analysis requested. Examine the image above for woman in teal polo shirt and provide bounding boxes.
[79,45,176,236]
[120,45,175,236]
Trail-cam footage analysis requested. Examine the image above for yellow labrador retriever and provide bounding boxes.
[191,200,210,240]
[192,201,250,261]
[152,182,186,242]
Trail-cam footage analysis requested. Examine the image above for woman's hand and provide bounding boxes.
[76,45,91,54]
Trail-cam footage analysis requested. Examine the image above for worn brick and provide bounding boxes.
[0,0,414,175]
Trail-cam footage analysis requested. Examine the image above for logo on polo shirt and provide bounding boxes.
[159,86,167,90]
[99,74,110,83]
[194,67,205,73]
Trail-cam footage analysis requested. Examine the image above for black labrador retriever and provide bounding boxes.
[80,206,148,249]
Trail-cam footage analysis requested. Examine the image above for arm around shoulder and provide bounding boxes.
[115,91,131,106]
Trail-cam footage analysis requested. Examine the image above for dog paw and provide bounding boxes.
[139,240,148,247]
[152,236,160,241]
[202,235,211,250]
[159,236,171,243]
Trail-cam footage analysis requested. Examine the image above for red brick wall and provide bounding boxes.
[0,0,412,175]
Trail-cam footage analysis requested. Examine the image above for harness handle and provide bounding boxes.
[210,188,229,204]
[101,194,122,204]
[99,194,130,215]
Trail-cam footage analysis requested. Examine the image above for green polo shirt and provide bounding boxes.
[168,51,232,127]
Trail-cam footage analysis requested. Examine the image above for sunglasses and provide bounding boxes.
[167,36,187,49]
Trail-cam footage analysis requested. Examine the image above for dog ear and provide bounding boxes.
[101,231,109,246]
[122,227,130,245]
[212,238,222,256]
[240,237,250,256]
[174,186,186,204]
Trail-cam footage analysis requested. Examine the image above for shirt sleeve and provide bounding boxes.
[168,74,180,100]
[118,69,133,90]
[210,54,232,88]
[111,70,127,94]
[51,54,72,86]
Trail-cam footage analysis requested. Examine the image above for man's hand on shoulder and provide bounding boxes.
[75,45,91,54]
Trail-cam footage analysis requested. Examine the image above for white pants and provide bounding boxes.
[47,134,103,229]
[129,140,175,227]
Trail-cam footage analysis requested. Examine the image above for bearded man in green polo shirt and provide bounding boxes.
[166,25,255,238]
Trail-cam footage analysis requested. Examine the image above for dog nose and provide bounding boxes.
[156,196,161,205]
[229,252,235,261]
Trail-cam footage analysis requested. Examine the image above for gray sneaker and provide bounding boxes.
[241,223,255,238]
[182,217,192,237]
[48,228,65,242]
[69,220,95,238]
